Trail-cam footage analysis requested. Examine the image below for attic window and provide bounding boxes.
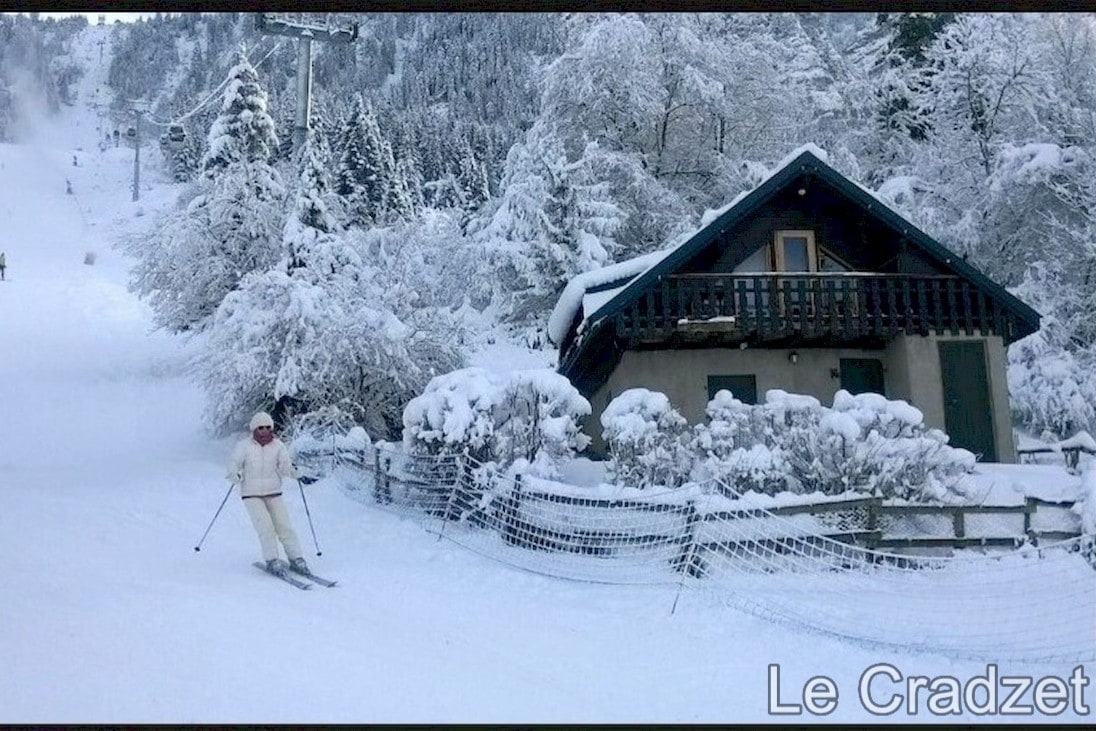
[774,230,817,272]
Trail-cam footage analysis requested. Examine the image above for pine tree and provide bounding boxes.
[477,122,622,325]
[285,130,339,276]
[128,48,286,334]
[335,96,394,226]
[454,136,490,212]
[201,48,280,176]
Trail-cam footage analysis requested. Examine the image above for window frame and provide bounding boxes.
[773,229,818,273]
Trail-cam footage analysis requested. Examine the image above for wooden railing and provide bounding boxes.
[615,273,1016,344]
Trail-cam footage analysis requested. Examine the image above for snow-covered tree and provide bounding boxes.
[454,136,490,212]
[284,130,337,274]
[201,48,280,177]
[476,121,622,326]
[128,48,286,334]
[335,96,396,226]
[199,126,459,436]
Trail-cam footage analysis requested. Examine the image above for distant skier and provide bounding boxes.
[228,411,310,576]
[0,251,6,280]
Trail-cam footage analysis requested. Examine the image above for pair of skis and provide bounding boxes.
[253,561,337,590]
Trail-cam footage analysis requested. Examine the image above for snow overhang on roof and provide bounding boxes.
[547,248,671,346]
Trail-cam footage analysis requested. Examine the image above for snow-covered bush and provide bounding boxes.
[402,367,590,477]
[1008,327,1096,442]
[601,388,693,489]
[691,389,788,494]
[811,390,974,500]
[199,267,434,437]
[494,370,592,477]
[691,389,975,501]
[402,367,503,463]
[752,390,825,494]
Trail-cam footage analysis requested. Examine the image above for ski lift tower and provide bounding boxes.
[256,13,359,151]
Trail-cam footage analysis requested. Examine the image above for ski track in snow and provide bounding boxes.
[0,23,1092,724]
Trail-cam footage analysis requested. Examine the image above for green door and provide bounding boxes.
[938,341,997,461]
[839,358,886,396]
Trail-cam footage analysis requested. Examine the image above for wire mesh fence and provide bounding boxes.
[297,441,1095,663]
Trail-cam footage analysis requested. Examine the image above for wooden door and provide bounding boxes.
[938,341,996,461]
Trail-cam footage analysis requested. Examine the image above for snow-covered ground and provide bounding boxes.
[1,25,1093,724]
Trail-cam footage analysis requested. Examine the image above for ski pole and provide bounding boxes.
[297,478,322,556]
[194,482,234,552]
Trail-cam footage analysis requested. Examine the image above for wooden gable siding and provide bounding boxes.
[679,182,948,277]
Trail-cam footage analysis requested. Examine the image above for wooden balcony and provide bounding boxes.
[613,273,1019,347]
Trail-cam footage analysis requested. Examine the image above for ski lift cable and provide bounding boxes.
[143,38,287,129]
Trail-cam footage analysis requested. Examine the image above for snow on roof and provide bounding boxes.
[550,142,938,349]
[547,248,670,345]
[699,144,831,229]
[581,284,628,323]
[550,144,833,346]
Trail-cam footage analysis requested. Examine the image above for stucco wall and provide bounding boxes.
[584,335,1017,462]
[885,333,1015,463]
[586,345,888,453]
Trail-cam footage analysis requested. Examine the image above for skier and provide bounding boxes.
[0,251,6,280]
[228,411,310,576]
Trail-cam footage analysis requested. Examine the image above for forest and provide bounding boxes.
[2,11,1093,443]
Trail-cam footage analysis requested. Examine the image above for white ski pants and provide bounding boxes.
[243,494,303,563]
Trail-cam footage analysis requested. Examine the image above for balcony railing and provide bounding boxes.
[614,273,1017,345]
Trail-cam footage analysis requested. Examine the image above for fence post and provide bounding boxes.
[435,456,463,541]
[381,456,392,504]
[372,448,382,503]
[674,500,703,578]
[865,497,881,555]
[1024,497,1035,543]
[502,473,526,547]
[441,455,464,523]
[953,509,965,539]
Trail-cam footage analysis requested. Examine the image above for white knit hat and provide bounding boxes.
[249,411,274,431]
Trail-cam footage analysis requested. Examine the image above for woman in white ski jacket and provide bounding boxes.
[229,411,309,575]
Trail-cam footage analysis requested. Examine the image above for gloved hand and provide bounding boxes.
[299,475,318,485]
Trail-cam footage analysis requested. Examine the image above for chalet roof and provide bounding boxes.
[551,145,1041,355]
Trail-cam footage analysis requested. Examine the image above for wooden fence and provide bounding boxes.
[1017,445,1095,470]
